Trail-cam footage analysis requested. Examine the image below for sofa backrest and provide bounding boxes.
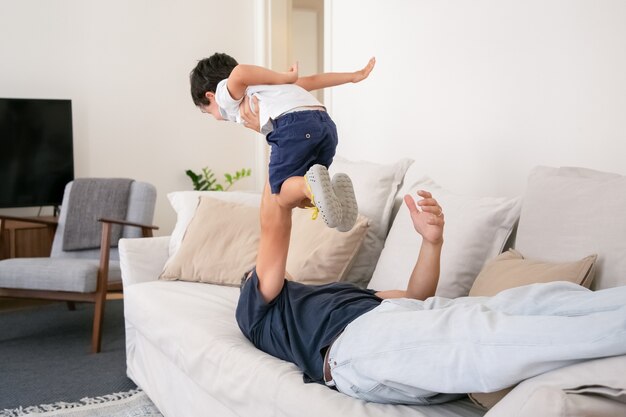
[379,163,626,296]
[513,166,626,290]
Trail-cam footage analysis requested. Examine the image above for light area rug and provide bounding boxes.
[0,389,163,417]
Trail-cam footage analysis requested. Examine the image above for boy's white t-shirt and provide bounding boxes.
[215,79,323,135]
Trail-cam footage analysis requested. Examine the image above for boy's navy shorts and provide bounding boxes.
[266,110,338,194]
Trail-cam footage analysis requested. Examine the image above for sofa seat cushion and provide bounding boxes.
[0,258,121,292]
[124,280,485,417]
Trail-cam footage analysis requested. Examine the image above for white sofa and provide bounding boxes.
[119,161,626,417]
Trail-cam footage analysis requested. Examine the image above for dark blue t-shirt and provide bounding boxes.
[236,269,382,383]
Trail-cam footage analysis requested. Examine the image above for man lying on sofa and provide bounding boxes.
[236,181,626,405]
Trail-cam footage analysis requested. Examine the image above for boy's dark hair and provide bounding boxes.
[189,52,239,106]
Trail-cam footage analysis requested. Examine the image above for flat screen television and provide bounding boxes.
[0,98,74,208]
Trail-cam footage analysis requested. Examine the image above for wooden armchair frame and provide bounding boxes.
[0,214,158,353]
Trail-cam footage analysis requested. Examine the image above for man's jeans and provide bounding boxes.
[327,281,626,404]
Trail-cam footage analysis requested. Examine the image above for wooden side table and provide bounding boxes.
[0,216,58,259]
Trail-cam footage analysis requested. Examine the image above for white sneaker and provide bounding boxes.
[332,173,358,232]
[305,164,341,229]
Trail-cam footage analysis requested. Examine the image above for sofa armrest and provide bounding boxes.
[485,355,626,417]
[119,236,170,287]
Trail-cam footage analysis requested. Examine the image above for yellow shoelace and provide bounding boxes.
[304,177,319,220]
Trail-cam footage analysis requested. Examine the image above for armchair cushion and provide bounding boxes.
[62,178,133,251]
[0,258,121,293]
[50,180,157,261]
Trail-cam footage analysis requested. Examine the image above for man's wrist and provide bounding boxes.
[422,239,444,249]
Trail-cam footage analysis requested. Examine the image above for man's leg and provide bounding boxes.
[328,282,626,404]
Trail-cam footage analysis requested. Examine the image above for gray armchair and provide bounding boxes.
[0,179,158,353]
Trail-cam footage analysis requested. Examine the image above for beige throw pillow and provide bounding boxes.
[288,209,369,285]
[160,197,260,286]
[468,248,598,409]
[469,249,597,297]
[160,196,369,286]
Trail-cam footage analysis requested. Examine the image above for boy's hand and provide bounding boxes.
[404,190,444,245]
[283,62,299,84]
[240,95,261,133]
[352,57,376,83]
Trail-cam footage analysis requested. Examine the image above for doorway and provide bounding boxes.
[253,0,326,190]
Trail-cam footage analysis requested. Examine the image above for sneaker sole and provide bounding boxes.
[305,164,341,228]
[332,173,358,232]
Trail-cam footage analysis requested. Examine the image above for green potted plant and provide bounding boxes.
[185,167,251,191]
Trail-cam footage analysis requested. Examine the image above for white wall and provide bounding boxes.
[326,0,626,197]
[0,0,258,234]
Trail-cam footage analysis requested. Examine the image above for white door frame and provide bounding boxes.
[253,0,332,192]
[253,0,270,192]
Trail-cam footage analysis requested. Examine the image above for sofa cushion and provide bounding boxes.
[469,249,597,297]
[484,355,626,417]
[161,196,369,286]
[167,190,261,258]
[368,177,521,298]
[329,156,413,287]
[0,258,121,292]
[287,210,370,284]
[160,197,260,286]
[515,166,626,290]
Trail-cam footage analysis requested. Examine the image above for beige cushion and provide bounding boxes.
[468,249,598,409]
[287,209,369,285]
[515,166,626,290]
[469,249,597,297]
[160,197,260,286]
[368,177,521,298]
[160,196,369,286]
[166,190,261,258]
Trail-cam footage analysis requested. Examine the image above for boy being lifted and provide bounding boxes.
[189,53,375,234]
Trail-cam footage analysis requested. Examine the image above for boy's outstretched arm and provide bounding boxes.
[375,190,444,301]
[227,63,298,100]
[295,57,375,92]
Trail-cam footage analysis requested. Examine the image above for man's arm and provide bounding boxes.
[375,191,444,301]
[227,63,298,101]
[239,96,261,133]
[295,57,375,92]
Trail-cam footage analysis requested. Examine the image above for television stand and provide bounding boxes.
[0,216,57,260]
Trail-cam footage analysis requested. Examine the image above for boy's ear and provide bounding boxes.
[205,91,215,102]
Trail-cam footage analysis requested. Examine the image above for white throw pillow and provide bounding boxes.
[167,191,261,258]
[329,156,414,287]
[368,177,521,298]
[515,166,626,290]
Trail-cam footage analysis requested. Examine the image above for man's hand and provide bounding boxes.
[240,95,261,133]
[404,190,444,245]
[352,57,376,83]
